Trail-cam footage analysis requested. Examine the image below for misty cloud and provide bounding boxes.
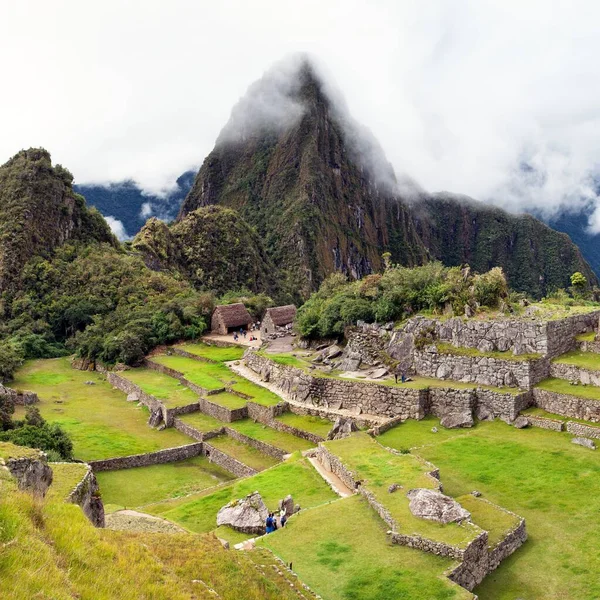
[104,216,129,241]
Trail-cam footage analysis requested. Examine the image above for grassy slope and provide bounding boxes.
[206,391,247,409]
[228,419,315,453]
[379,418,600,600]
[145,457,337,534]
[552,349,600,370]
[178,411,224,432]
[120,368,199,406]
[95,456,235,508]
[10,358,191,461]
[275,412,333,437]
[176,342,245,362]
[535,377,600,401]
[207,435,280,471]
[324,433,482,548]
[260,496,472,600]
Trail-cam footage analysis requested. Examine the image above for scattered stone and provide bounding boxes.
[216,491,269,535]
[278,494,295,517]
[323,345,343,360]
[336,357,362,371]
[84,380,96,386]
[407,488,471,524]
[431,427,438,433]
[477,339,495,353]
[369,367,389,379]
[147,409,163,428]
[327,417,359,440]
[440,411,474,429]
[512,416,529,429]
[294,504,301,514]
[475,405,493,421]
[572,437,596,450]
[126,392,140,402]
[218,537,230,549]
[388,483,402,493]
[471,490,482,497]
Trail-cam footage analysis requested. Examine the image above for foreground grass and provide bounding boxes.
[207,435,280,471]
[379,419,600,600]
[146,457,337,534]
[176,342,245,362]
[260,496,472,600]
[120,367,199,406]
[10,358,191,461]
[275,412,333,438]
[552,349,600,371]
[535,377,600,401]
[96,456,235,508]
[228,419,315,453]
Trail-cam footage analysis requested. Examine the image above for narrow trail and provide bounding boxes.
[307,456,354,498]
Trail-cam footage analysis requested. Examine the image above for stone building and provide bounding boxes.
[260,305,297,338]
[211,303,252,335]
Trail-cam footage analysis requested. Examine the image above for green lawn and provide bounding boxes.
[552,349,600,370]
[206,391,247,409]
[121,368,199,406]
[259,352,309,368]
[207,435,280,471]
[437,342,541,362]
[377,375,519,394]
[379,418,600,600]
[260,496,472,600]
[46,463,90,502]
[228,419,315,453]
[522,406,600,427]
[95,456,235,508]
[275,412,333,438]
[175,342,245,362]
[10,358,192,461]
[177,411,224,432]
[535,377,600,401]
[576,332,596,342]
[145,457,337,534]
[324,433,482,548]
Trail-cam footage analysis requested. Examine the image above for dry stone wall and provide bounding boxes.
[173,418,222,441]
[4,454,52,497]
[487,517,527,572]
[550,362,600,386]
[223,426,287,459]
[577,339,600,353]
[201,441,257,477]
[199,397,247,422]
[246,400,288,422]
[533,388,600,423]
[144,359,211,396]
[565,421,600,439]
[546,311,600,357]
[427,388,476,418]
[527,415,564,431]
[66,466,105,527]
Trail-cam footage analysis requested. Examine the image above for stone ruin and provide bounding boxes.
[326,417,359,440]
[407,488,471,524]
[216,491,269,535]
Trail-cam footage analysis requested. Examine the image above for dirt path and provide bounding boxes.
[202,332,262,348]
[307,456,354,497]
[227,360,389,425]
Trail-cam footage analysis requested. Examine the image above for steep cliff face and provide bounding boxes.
[414,194,597,296]
[179,62,428,297]
[0,148,116,294]
[179,58,596,298]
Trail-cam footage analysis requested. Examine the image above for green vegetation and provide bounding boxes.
[436,342,541,362]
[552,349,600,370]
[146,457,337,534]
[178,411,224,432]
[206,391,247,409]
[46,462,89,501]
[95,456,235,507]
[121,368,199,406]
[379,418,600,599]
[176,342,244,362]
[261,496,471,600]
[576,331,596,342]
[10,358,191,461]
[228,419,315,453]
[296,263,510,338]
[0,440,42,461]
[207,435,280,471]
[262,352,309,368]
[535,377,600,401]
[275,412,333,438]
[521,406,600,427]
[324,433,482,548]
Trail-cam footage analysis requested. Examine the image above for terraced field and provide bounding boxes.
[120,368,199,406]
[274,412,333,438]
[207,435,280,471]
[228,419,315,453]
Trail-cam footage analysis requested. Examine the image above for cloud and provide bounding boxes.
[104,216,129,241]
[1,1,600,224]
[140,202,153,218]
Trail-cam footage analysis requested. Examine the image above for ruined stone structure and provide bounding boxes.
[65,465,105,527]
[260,305,297,338]
[2,449,53,497]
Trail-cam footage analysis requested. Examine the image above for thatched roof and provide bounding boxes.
[213,303,252,327]
[264,305,297,326]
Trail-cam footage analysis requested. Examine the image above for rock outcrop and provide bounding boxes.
[440,411,474,429]
[327,417,359,440]
[572,437,596,450]
[407,489,471,524]
[216,491,269,535]
[1,447,53,498]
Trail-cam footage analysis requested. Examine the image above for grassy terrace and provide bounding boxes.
[552,349,600,370]
[207,434,280,471]
[535,377,600,401]
[275,412,333,438]
[175,342,245,362]
[228,419,315,453]
[11,358,191,461]
[96,456,235,508]
[576,331,596,342]
[146,457,337,534]
[120,367,199,406]
[261,496,472,600]
[522,406,600,427]
[178,411,223,432]
[0,441,41,461]
[436,342,541,362]
[378,418,600,599]
[46,463,89,501]
[324,433,483,548]
[206,391,247,409]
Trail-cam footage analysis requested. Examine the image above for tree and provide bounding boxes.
[570,272,587,295]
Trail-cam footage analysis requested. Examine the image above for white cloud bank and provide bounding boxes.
[104,216,129,241]
[1,1,600,228]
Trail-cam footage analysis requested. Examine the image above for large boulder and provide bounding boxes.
[407,488,471,524]
[216,491,269,535]
[512,416,529,429]
[572,437,596,450]
[440,411,474,429]
[327,417,359,440]
[278,494,295,517]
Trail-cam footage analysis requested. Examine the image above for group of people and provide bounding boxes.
[265,511,287,534]
[233,325,259,343]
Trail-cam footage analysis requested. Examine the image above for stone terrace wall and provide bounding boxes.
[566,421,600,439]
[173,418,222,441]
[550,362,600,386]
[223,426,287,460]
[343,324,390,366]
[527,415,564,431]
[578,339,600,353]
[546,311,600,358]
[427,388,476,418]
[199,397,247,423]
[413,349,547,389]
[89,443,204,472]
[171,347,215,363]
[107,372,168,423]
[201,441,257,477]
[488,517,527,572]
[532,389,600,423]
[5,454,53,497]
[246,400,288,422]
[67,466,105,527]
[477,389,532,422]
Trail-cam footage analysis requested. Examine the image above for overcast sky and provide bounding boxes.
[2,1,600,228]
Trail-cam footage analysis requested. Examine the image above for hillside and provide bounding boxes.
[178,58,596,297]
[0,149,116,295]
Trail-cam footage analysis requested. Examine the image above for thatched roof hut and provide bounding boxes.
[261,305,297,336]
[211,303,253,335]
